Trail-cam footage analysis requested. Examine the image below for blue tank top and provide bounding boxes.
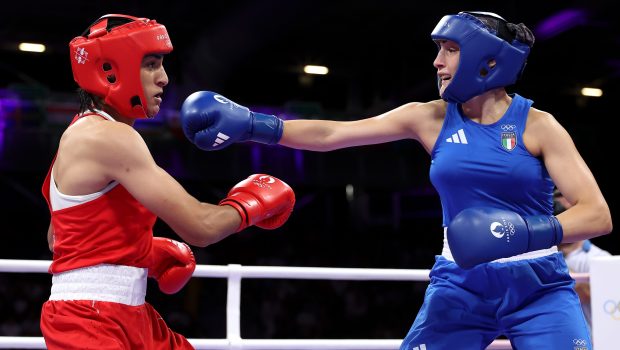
[429,94,554,226]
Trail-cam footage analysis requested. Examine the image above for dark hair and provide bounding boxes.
[79,15,135,38]
[78,88,104,114]
[466,11,535,48]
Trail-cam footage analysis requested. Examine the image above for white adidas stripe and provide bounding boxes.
[212,132,230,147]
[458,128,468,144]
[446,128,467,144]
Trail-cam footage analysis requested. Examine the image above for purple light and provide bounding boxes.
[166,151,184,178]
[0,90,21,119]
[0,118,5,155]
[251,144,261,173]
[294,149,304,180]
[0,90,22,155]
[535,8,589,40]
[251,105,285,117]
[250,106,298,121]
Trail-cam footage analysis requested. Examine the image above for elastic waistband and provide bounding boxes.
[50,264,147,306]
[441,227,558,263]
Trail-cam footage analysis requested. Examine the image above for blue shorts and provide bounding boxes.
[400,253,591,350]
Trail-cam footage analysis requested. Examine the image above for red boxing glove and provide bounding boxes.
[148,237,196,294]
[220,174,295,231]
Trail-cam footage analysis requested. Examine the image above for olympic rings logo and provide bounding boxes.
[500,124,516,131]
[572,338,588,350]
[573,339,587,346]
[603,300,620,320]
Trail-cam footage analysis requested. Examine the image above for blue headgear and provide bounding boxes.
[431,12,532,103]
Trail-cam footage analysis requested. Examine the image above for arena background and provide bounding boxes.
[1,0,618,341]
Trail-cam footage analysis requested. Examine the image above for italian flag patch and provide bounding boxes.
[501,132,517,151]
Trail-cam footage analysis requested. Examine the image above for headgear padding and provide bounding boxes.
[69,14,173,118]
[431,12,532,104]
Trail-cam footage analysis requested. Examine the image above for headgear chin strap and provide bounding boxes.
[431,11,532,104]
[69,14,173,118]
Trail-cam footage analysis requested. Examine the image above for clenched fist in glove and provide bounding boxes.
[180,91,284,151]
[220,174,295,232]
[148,237,196,294]
[447,207,563,269]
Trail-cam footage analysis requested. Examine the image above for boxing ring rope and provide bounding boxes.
[0,259,589,349]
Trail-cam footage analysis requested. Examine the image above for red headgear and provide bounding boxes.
[69,14,173,118]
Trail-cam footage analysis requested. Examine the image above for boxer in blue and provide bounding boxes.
[179,11,612,350]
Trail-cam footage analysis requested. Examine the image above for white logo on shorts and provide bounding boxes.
[572,338,588,349]
[412,344,426,350]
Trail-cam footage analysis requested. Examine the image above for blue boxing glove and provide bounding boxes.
[180,91,283,151]
[447,207,563,269]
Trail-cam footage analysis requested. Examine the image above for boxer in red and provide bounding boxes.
[40,14,295,349]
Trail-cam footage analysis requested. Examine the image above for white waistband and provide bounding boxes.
[50,264,147,306]
[441,227,558,263]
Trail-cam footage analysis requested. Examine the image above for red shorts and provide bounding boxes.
[41,300,194,350]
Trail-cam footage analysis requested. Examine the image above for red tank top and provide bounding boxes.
[41,113,156,273]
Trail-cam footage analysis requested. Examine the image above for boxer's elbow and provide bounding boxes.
[589,202,613,237]
[598,210,613,236]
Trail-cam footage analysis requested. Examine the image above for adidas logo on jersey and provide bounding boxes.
[412,344,427,350]
[446,129,468,144]
[213,132,230,147]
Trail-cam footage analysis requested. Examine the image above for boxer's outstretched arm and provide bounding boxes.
[180,91,446,153]
[280,101,444,152]
[181,91,283,151]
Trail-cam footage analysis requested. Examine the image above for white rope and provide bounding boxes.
[0,259,589,282]
[0,337,46,349]
[0,337,513,349]
[0,259,50,273]
[231,265,432,281]
[236,339,514,349]
[0,259,589,349]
